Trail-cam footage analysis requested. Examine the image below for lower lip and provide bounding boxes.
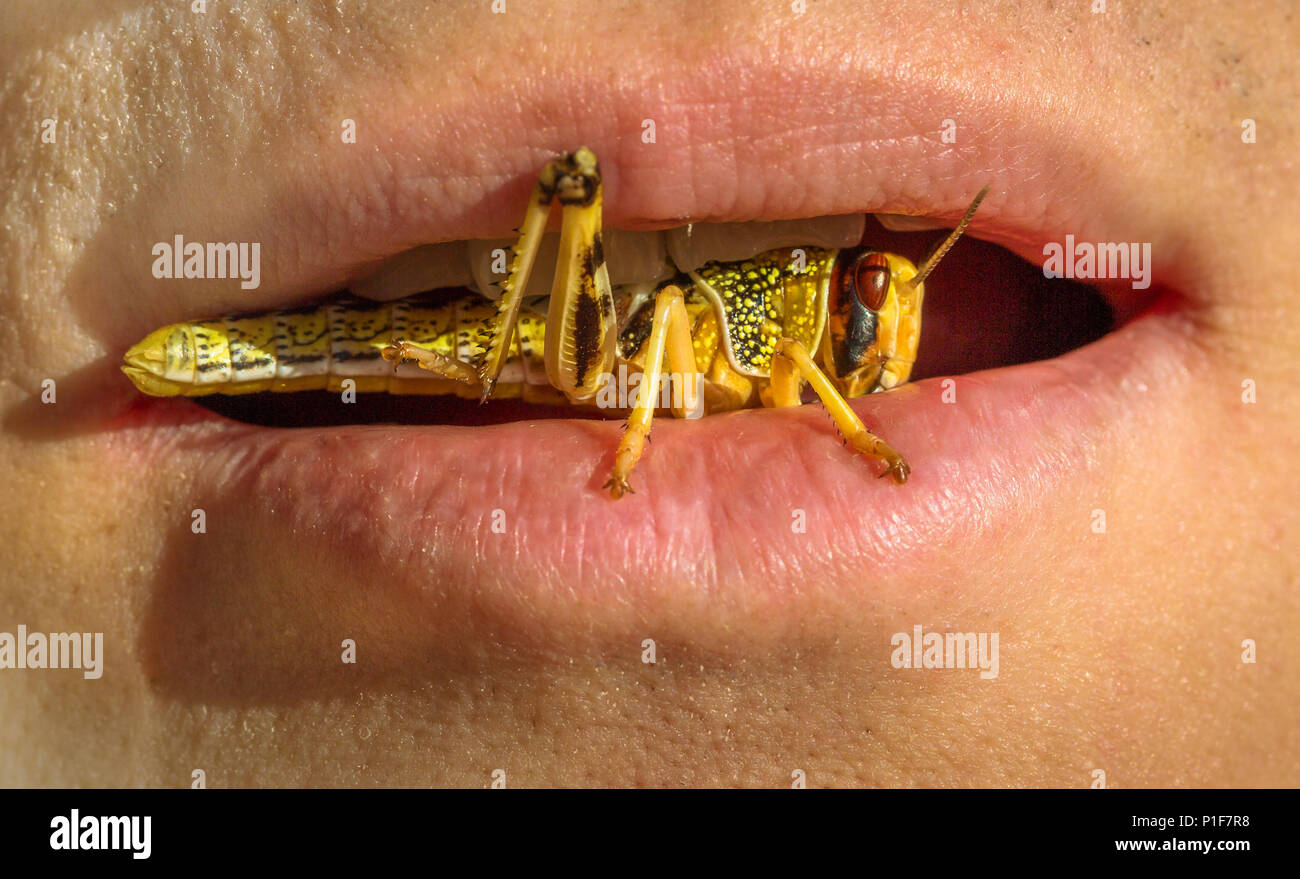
[128,298,1194,663]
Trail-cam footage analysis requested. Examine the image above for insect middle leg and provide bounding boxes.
[768,338,910,484]
[605,284,700,498]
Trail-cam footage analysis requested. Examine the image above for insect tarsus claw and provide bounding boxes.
[380,343,404,370]
[878,460,911,484]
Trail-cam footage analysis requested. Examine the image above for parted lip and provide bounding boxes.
[108,22,1195,349]
[110,24,1206,667]
[135,306,1199,672]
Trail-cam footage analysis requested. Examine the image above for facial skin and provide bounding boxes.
[1,0,1297,787]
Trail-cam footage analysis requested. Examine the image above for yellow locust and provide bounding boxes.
[123,148,988,497]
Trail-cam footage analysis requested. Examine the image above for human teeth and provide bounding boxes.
[605,230,675,287]
[666,214,866,273]
[874,213,951,232]
[469,229,674,300]
[359,215,874,304]
[352,242,473,300]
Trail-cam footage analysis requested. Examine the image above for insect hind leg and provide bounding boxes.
[480,147,611,403]
[381,341,480,386]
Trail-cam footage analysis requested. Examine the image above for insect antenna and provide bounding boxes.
[906,185,990,289]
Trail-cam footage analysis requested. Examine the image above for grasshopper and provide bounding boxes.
[122,148,987,498]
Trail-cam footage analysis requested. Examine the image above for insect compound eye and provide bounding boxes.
[854,252,892,312]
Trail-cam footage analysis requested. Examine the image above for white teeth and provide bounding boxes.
[469,230,674,300]
[351,242,473,301]
[874,213,951,232]
[605,229,676,288]
[666,214,866,273]
[358,214,873,302]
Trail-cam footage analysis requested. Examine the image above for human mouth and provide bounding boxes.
[99,33,1207,684]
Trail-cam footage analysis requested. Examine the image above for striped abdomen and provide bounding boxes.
[121,290,551,399]
[121,246,835,407]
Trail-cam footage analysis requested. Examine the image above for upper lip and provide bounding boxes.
[94,31,1189,354]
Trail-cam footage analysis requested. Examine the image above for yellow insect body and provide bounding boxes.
[125,295,526,399]
[122,147,988,496]
[121,246,837,413]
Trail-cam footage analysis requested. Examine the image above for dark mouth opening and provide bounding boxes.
[190,217,1118,429]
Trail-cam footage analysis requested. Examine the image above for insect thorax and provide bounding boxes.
[688,246,835,376]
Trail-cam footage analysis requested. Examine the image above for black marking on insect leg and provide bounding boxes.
[580,241,602,285]
[572,291,602,389]
[538,151,601,207]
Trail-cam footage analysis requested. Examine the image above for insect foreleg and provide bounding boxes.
[605,284,699,499]
[769,339,910,484]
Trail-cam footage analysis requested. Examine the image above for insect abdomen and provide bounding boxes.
[121,291,543,398]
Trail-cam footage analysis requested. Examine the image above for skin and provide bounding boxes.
[1,0,1297,787]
